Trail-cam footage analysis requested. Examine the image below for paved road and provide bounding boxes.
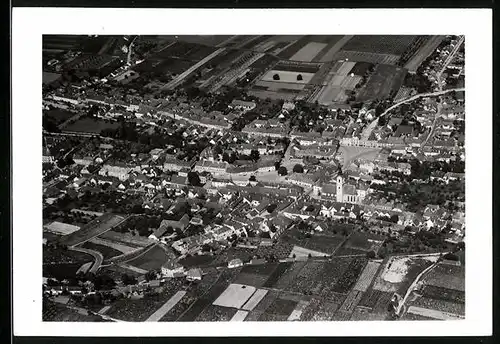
[146,291,187,322]
[126,36,138,65]
[70,246,104,274]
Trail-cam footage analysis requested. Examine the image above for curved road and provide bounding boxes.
[395,254,447,316]
[70,246,104,274]
[360,87,465,142]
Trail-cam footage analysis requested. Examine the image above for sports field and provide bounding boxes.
[261,70,315,84]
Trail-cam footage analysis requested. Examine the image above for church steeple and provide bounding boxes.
[336,174,343,203]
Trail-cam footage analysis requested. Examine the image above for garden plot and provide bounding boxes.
[212,284,256,309]
[290,42,328,62]
[422,263,465,292]
[242,289,268,311]
[353,261,382,292]
[287,300,310,321]
[196,304,238,322]
[146,291,186,322]
[261,70,315,84]
[406,306,464,320]
[230,310,249,321]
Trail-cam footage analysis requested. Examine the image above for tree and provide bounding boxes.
[187,171,201,186]
[250,149,260,162]
[293,164,304,173]
[131,204,144,214]
[249,175,257,182]
[273,73,280,81]
[389,214,399,224]
[266,204,277,213]
[277,166,288,176]
[297,74,303,81]
[366,250,376,259]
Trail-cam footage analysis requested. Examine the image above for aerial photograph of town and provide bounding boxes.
[42,34,465,322]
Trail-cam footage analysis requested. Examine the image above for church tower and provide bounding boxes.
[336,174,343,202]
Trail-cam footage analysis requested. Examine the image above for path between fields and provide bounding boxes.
[395,256,446,316]
[146,291,187,322]
[69,246,103,273]
[176,271,224,321]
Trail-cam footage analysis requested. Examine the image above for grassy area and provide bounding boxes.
[126,245,169,271]
[81,241,122,260]
[64,118,120,134]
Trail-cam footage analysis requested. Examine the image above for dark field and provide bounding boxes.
[349,62,375,76]
[43,263,83,280]
[356,64,407,102]
[262,262,293,288]
[126,245,169,271]
[421,285,465,304]
[178,254,215,268]
[264,297,298,316]
[341,35,418,55]
[64,118,120,134]
[44,109,75,125]
[277,36,312,60]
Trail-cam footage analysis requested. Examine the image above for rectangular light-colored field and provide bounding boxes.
[320,35,354,62]
[261,70,315,84]
[330,75,347,87]
[88,237,138,254]
[230,310,249,321]
[290,42,328,62]
[255,80,306,91]
[316,85,344,105]
[242,289,268,311]
[287,300,310,321]
[146,291,187,322]
[213,284,257,309]
[336,61,357,76]
[407,306,464,320]
[340,75,362,89]
[44,221,80,235]
[353,261,381,292]
[289,245,328,258]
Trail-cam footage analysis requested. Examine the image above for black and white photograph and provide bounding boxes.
[12,8,492,337]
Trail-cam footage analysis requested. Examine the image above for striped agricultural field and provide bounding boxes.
[319,35,354,62]
[242,289,268,311]
[231,310,249,321]
[290,42,328,62]
[146,291,187,322]
[353,261,381,292]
